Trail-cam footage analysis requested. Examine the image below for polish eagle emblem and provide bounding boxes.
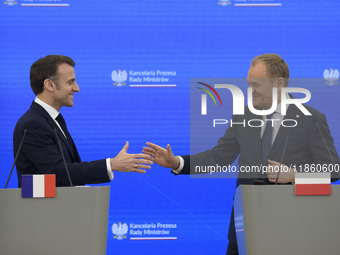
[218,0,231,6]
[323,68,339,86]
[112,222,128,240]
[111,69,128,87]
[4,0,17,5]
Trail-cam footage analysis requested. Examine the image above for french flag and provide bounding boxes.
[295,173,331,196]
[22,175,56,198]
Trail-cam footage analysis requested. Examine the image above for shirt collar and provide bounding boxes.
[34,97,60,120]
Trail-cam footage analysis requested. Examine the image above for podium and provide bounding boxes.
[0,186,110,255]
[234,185,340,255]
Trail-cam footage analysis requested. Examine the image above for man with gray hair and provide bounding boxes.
[144,53,339,254]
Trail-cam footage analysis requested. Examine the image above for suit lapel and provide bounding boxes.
[54,121,77,159]
[66,134,81,162]
[268,105,303,160]
[247,111,263,165]
[30,102,79,162]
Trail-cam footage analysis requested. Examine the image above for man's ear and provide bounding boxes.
[276,77,285,92]
[43,79,55,92]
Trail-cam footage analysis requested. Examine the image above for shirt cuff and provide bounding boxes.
[106,158,114,180]
[171,156,184,174]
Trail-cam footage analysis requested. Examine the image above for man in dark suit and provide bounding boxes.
[143,54,340,254]
[14,55,153,187]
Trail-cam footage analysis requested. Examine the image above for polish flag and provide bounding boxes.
[22,175,56,198]
[295,173,331,196]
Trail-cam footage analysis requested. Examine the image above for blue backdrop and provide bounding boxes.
[1,0,339,254]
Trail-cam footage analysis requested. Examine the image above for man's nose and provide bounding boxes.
[73,82,80,92]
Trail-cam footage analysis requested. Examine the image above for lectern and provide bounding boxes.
[234,185,340,255]
[0,186,110,255]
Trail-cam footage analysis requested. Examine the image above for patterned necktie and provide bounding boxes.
[261,113,273,166]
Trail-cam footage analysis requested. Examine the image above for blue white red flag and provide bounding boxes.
[22,174,56,198]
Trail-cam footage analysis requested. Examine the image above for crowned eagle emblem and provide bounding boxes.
[218,0,231,6]
[4,0,17,5]
[111,69,128,87]
[112,222,128,240]
[323,68,339,86]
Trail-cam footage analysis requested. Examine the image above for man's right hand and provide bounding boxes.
[110,141,153,173]
[143,142,180,169]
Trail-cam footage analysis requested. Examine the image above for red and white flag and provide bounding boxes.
[295,172,331,196]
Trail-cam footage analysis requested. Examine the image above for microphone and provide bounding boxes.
[312,115,339,180]
[50,121,73,187]
[275,121,294,185]
[5,122,30,189]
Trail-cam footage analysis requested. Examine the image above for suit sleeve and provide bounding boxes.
[180,116,241,175]
[308,112,340,181]
[16,119,110,187]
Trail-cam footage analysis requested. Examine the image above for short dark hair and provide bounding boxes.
[251,53,290,87]
[30,55,75,95]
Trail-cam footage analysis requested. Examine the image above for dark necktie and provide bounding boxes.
[56,113,76,151]
[261,113,273,166]
[55,114,80,162]
[56,113,71,140]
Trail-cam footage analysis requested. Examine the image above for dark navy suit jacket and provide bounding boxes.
[13,102,110,187]
[178,104,340,246]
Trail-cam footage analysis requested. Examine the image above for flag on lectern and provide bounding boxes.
[22,174,56,198]
[295,172,331,196]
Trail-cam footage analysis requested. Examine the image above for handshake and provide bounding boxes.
[111,142,179,173]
